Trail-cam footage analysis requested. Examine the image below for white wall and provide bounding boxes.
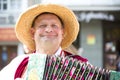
[41,0,120,5]
[41,0,120,11]
[80,20,103,67]
[17,43,25,56]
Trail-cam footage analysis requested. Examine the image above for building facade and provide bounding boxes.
[0,0,31,70]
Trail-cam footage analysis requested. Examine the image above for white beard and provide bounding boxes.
[35,36,61,55]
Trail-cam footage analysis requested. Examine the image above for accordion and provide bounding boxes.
[25,54,120,80]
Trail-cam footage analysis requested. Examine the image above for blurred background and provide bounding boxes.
[0,0,120,71]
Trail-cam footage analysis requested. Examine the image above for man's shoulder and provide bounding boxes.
[63,50,88,62]
[0,54,29,80]
[0,54,28,71]
[12,54,28,61]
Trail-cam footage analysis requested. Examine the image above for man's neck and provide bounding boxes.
[35,47,60,55]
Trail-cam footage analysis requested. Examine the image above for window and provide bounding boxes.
[103,21,120,70]
[0,0,8,11]
[0,45,17,70]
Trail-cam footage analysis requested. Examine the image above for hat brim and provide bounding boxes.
[15,4,79,52]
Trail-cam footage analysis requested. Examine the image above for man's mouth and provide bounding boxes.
[40,35,57,39]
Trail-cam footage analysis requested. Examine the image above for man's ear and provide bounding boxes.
[30,28,35,39]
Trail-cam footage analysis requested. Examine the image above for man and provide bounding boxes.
[0,3,88,80]
[2,3,116,80]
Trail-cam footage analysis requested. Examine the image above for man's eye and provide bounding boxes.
[52,25,59,29]
[39,25,46,28]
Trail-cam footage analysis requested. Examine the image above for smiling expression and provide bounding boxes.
[31,13,64,50]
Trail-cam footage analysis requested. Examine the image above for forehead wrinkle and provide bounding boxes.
[34,14,63,27]
[32,12,64,28]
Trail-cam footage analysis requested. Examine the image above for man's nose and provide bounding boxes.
[45,26,53,32]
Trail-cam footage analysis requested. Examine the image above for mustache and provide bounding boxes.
[39,34,57,37]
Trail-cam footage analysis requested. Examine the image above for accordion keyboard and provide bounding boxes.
[43,55,111,80]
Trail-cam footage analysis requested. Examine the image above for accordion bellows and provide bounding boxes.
[25,54,120,80]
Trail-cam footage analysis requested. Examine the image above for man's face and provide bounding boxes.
[31,13,64,48]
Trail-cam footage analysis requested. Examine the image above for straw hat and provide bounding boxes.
[15,4,79,52]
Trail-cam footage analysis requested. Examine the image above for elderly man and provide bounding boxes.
[1,3,119,80]
[0,4,88,80]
